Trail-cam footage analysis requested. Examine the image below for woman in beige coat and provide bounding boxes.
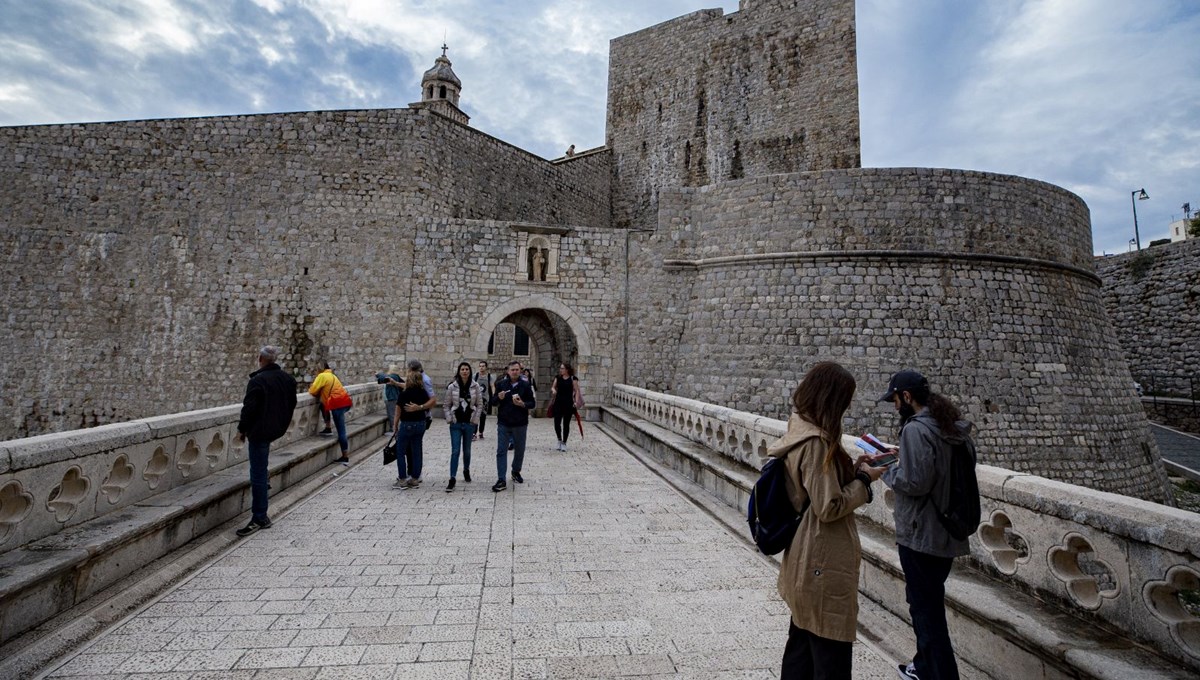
[768,362,884,680]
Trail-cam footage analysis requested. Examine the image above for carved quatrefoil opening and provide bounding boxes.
[741,436,753,457]
[715,426,726,446]
[47,466,90,523]
[143,446,169,489]
[177,438,201,478]
[0,480,35,545]
[1048,533,1120,610]
[1144,565,1200,659]
[206,432,225,469]
[978,511,1031,575]
[101,454,135,504]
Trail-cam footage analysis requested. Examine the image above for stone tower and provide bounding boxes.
[413,44,469,125]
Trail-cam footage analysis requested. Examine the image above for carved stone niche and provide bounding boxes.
[510,223,570,284]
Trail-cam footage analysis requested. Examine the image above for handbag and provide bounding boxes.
[546,403,554,418]
[382,432,398,466]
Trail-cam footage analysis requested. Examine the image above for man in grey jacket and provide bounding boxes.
[879,370,975,680]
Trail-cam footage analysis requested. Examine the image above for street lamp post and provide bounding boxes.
[1131,188,1150,250]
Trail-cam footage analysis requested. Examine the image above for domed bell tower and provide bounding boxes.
[413,44,469,125]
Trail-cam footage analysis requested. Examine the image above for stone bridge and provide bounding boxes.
[0,385,1196,679]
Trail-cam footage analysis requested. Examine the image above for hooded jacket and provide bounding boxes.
[769,414,871,642]
[882,410,974,558]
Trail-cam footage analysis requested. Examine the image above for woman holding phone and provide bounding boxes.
[767,362,884,680]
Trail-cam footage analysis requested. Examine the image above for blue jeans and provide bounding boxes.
[495,423,527,482]
[395,420,425,479]
[449,422,476,477]
[247,439,271,523]
[330,406,350,453]
[898,544,959,680]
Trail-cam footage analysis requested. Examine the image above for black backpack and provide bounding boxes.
[928,427,981,541]
[747,452,809,555]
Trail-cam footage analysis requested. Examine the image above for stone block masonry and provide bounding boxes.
[0,108,615,441]
[625,167,1172,502]
[1097,238,1200,399]
[607,0,861,231]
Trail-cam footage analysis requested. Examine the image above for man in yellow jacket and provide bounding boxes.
[309,362,353,464]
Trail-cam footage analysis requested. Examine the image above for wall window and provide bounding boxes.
[514,327,530,355]
[439,85,447,99]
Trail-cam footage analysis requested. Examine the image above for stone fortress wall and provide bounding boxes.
[1096,237,1200,398]
[606,0,861,232]
[0,108,619,441]
[0,0,1176,502]
[612,1,1171,500]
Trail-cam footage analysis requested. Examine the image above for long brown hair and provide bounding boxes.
[791,362,857,479]
[906,384,963,435]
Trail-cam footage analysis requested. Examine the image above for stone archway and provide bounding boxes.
[474,295,593,357]
[474,295,595,408]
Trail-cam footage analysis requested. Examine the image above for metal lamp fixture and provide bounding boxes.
[1131,188,1150,250]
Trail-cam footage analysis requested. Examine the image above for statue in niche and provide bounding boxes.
[531,248,546,281]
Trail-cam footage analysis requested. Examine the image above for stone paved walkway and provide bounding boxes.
[40,420,896,679]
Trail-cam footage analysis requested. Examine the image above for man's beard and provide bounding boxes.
[898,401,916,423]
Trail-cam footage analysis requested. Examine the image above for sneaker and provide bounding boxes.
[446,478,456,493]
[319,428,333,436]
[897,662,919,680]
[407,478,421,488]
[335,456,349,465]
[463,468,472,483]
[392,478,408,490]
[491,480,507,492]
[236,518,272,537]
[512,471,523,484]
[562,442,568,452]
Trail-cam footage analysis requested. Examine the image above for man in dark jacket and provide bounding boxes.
[235,346,298,537]
[490,360,536,492]
[879,370,974,680]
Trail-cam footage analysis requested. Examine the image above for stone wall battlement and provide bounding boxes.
[658,168,1093,270]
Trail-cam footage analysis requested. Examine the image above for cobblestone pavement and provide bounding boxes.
[42,420,897,679]
[1152,423,1200,474]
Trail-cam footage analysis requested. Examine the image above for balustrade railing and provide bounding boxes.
[612,384,1200,670]
[0,384,384,553]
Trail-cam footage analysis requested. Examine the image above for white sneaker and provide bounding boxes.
[562,442,567,452]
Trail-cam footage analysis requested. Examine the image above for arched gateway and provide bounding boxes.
[473,295,600,403]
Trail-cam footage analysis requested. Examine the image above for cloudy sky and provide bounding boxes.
[1,0,1197,255]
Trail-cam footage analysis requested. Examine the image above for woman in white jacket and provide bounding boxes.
[443,362,485,492]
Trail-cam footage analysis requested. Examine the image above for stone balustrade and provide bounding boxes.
[612,384,1200,672]
[0,383,384,554]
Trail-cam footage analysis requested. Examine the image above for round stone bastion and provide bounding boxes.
[655,167,1170,502]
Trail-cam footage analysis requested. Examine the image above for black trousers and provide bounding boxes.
[553,412,573,443]
[781,621,852,680]
[898,544,959,680]
[478,411,488,435]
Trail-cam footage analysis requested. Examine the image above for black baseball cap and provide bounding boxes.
[878,370,928,402]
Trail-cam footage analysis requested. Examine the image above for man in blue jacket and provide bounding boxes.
[490,360,536,492]
[235,346,298,537]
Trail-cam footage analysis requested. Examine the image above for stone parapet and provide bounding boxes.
[660,167,1093,270]
[610,384,1200,674]
[0,383,383,553]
